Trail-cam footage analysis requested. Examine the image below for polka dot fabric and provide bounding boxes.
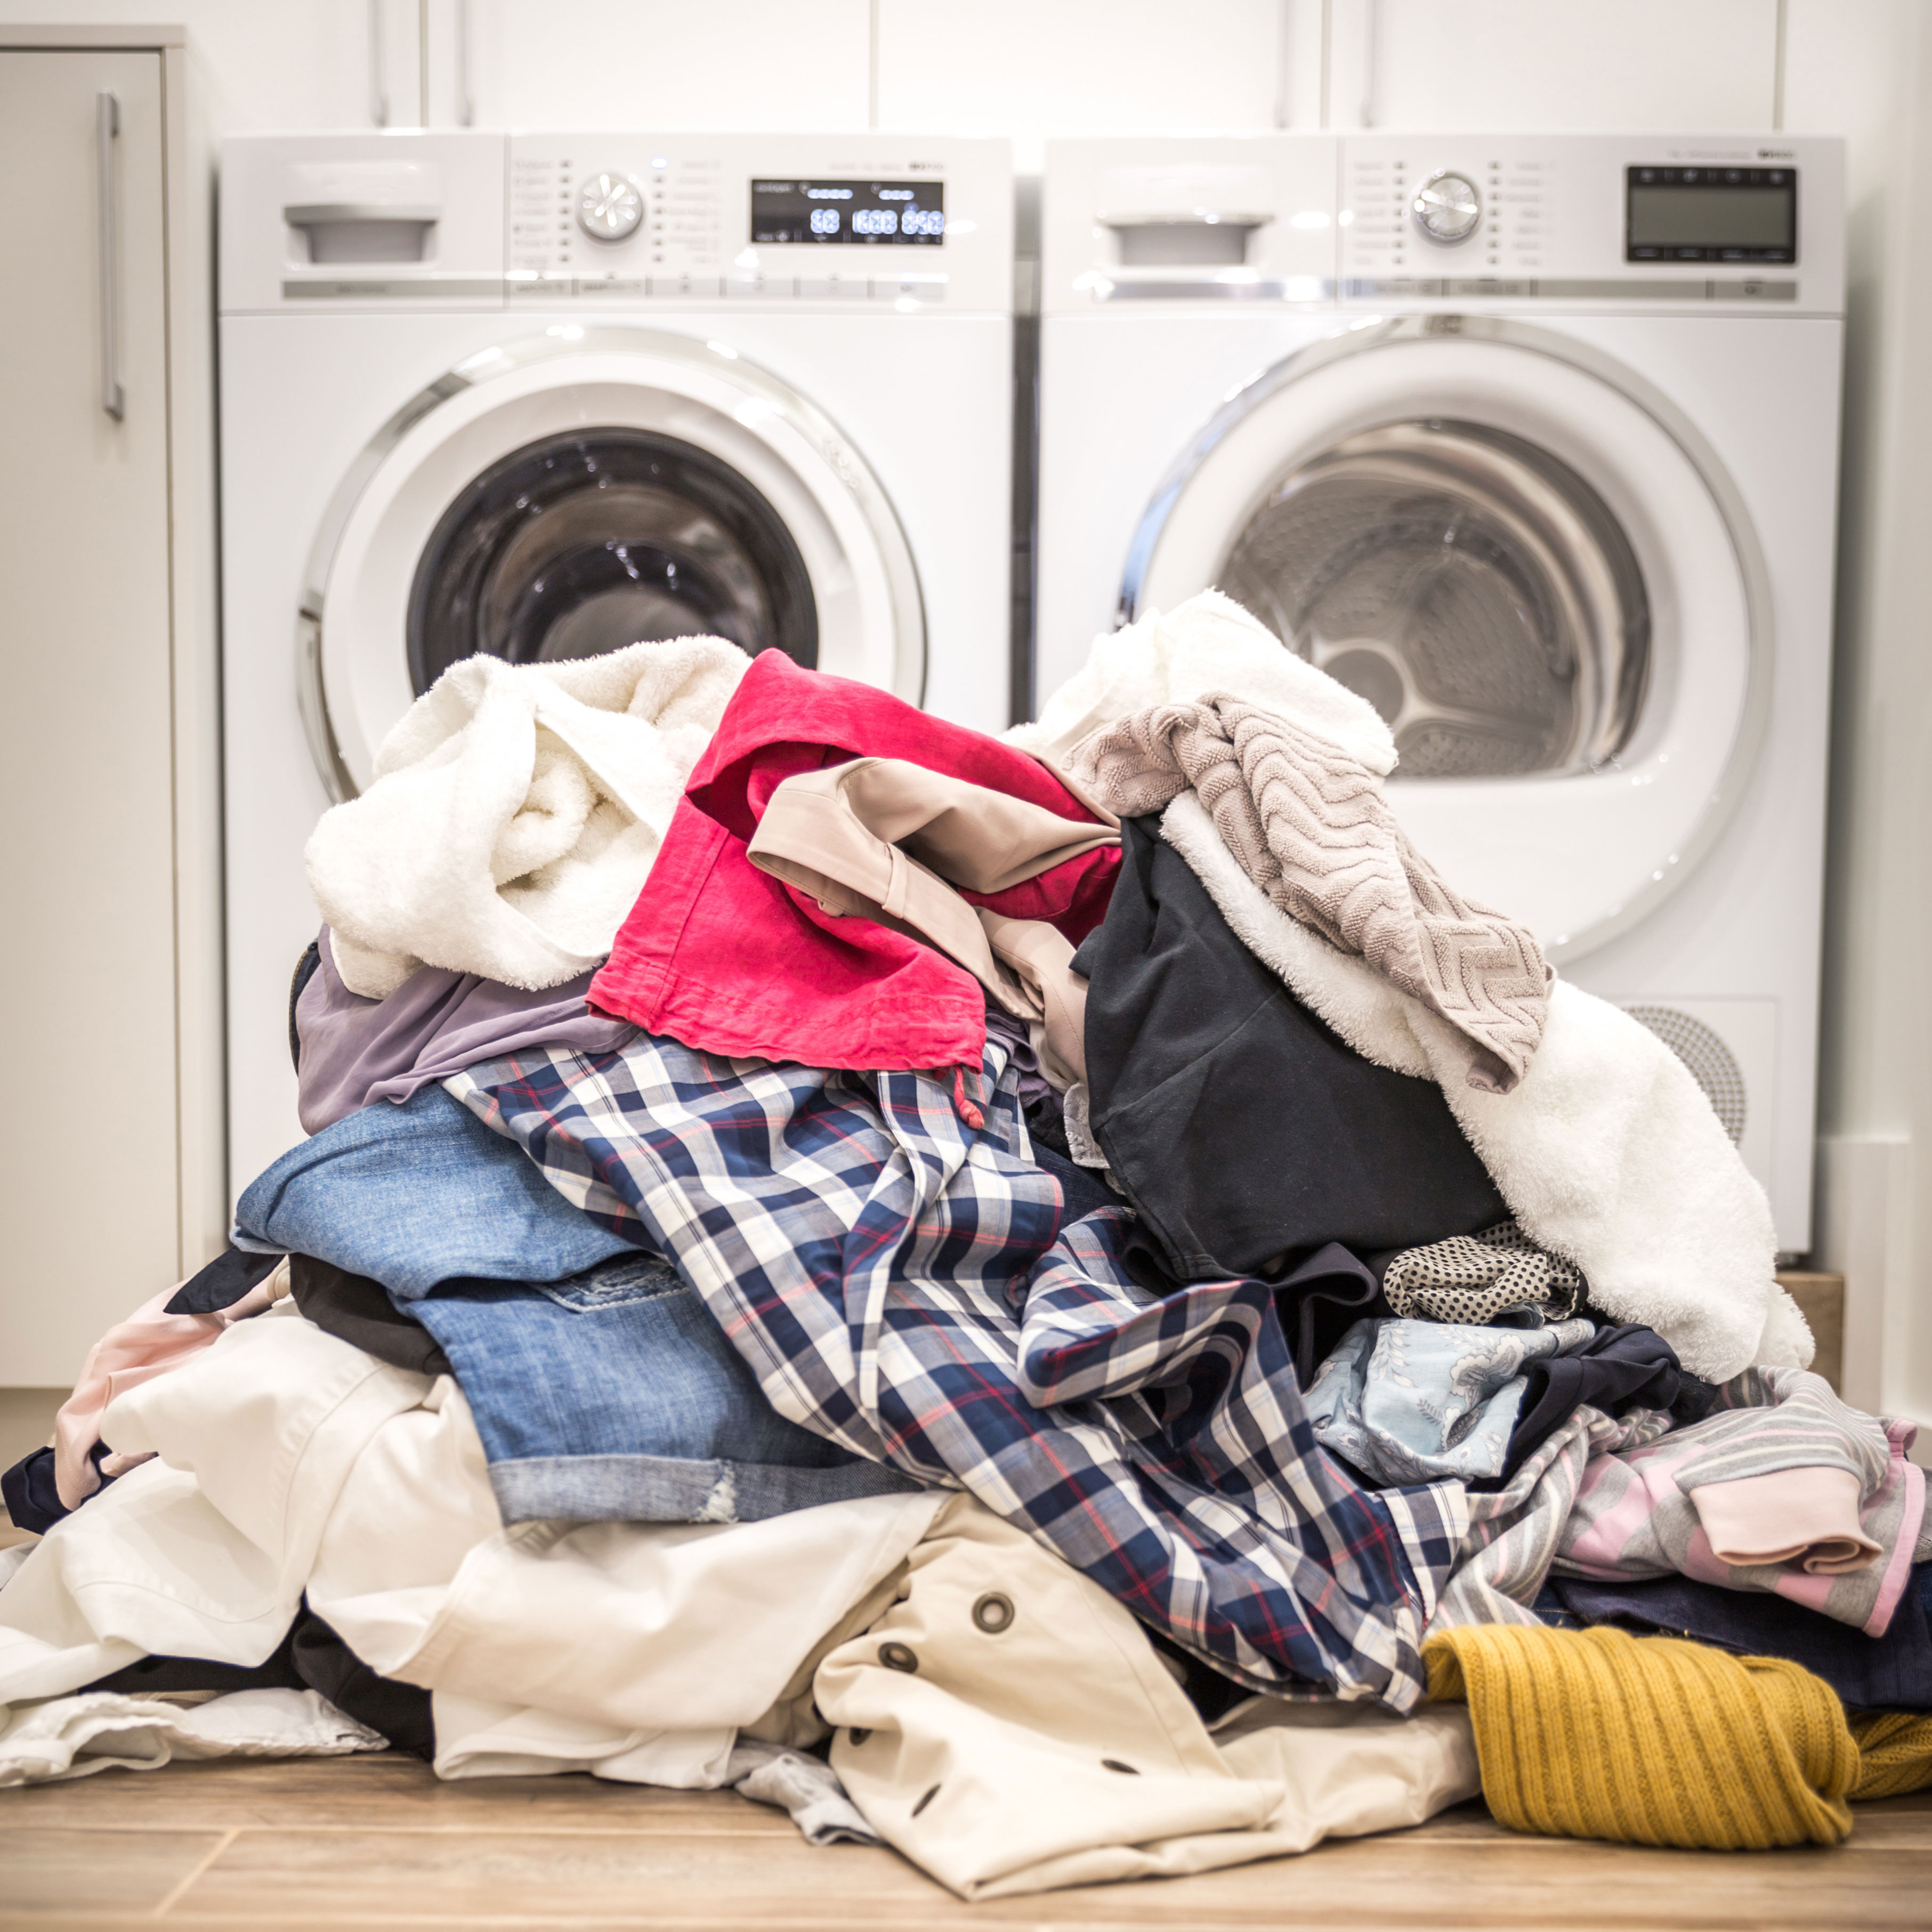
[1382,1222,1585,1327]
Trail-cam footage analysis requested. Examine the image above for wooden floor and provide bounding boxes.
[0,1756,1927,1930]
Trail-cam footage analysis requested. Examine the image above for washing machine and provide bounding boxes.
[220,130,1013,1194]
[1036,132,1845,1256]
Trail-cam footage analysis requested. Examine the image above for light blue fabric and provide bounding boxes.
[233,1082,640,1298]
[1306,1316,1598,1485]
[410,1250,923,1524]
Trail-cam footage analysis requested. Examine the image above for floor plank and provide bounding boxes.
[0,1755,796,1833]
[0,1760,1924,1929]
[0,1824,227,1917]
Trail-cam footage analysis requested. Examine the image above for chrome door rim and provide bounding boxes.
[297,326,927,802]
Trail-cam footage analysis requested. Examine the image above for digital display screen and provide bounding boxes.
[1626,166,1796,263]
[750,178,945,246]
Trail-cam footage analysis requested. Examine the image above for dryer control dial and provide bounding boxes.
[1411,171,1482,245]
[577,172,645,243]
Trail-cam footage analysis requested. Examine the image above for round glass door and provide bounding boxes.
[1120,318,1767,960]
[1220,419,1650,781]
[406,427,818,694]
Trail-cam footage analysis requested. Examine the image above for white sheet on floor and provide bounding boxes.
[0,1687,383,1787]
[1158,789,1807,1384]
[0,1311,942,1793]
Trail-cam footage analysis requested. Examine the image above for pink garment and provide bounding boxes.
[588,651,1120,1074]
[1556,1400,1924,1638]
[53,1276,280,1509]
[1688,1466,1882,1574]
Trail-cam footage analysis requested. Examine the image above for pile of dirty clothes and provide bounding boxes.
[3,593,1929,1898]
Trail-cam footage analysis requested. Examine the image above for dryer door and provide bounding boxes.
[1123,317,1769,964]
[302,327,925,799]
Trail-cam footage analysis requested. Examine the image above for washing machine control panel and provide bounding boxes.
[220,131,1013,315]
[506,133,1008,311]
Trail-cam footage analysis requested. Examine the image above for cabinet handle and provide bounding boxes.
[96,90,124,423]
[456,0,475,126]
[369,0,390,126]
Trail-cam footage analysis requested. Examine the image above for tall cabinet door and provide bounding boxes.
[0,50,178,1383]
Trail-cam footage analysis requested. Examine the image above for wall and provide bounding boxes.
[0,0,1923,1416]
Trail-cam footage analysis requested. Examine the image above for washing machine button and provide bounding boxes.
[578,171,645,243]
[1412,171,1482,245]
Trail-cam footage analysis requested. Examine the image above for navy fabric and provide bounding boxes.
[1076,818,1508,1283]
[1478,1322,1715,1489]
[233,1081,642,1298]
[1547,1563,1932,1711]
[2,1442,112,1537]
[412,1250,923,1524]
[164,1245,286,1317]
[289,1256,452,1378]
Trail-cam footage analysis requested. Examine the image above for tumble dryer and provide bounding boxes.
[220,130,1012,1192]
[1036,133,1845,1254]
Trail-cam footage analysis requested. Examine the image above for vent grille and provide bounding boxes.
[1626,1004,1747,1145]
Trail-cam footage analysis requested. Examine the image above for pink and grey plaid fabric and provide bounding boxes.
[444,1029,1465,1709]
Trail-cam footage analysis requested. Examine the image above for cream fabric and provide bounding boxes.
[747,755,1114,1087]
[307,636,748,997]
[817,1494,1480,1901]
[0,1309,942,1793]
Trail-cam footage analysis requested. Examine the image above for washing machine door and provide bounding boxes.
[300,327,925,799]
[1122,316,1771,963]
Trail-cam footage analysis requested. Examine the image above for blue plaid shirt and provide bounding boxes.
[446,1030,1466,1709]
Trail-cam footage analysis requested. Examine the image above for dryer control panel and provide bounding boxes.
[1040,133,1843,318]
[220,131,1013,316]
[1337,133,1840,314]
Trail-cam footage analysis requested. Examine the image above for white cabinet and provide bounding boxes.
[1328,0,1781,132]
[0,29,221,1384]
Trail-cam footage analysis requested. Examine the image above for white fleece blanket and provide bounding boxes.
[1161,791,1808,1383]
[306,637,749,997]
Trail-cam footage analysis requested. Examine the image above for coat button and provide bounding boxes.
[971,1591,1015,1634]
[879,1640,920,1673]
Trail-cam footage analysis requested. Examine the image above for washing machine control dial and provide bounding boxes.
[577,172,645,243]
[1411,171,1482,245]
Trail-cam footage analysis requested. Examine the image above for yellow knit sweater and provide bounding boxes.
[1424,1622,1932,1850]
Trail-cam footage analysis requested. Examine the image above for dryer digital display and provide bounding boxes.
[750,178,945,245]
[1626,166,1796,263]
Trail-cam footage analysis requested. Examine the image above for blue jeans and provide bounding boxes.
[412,1251,923,1524]
[234,1083,641,1298]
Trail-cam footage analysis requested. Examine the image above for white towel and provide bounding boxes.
[1007,589,1397,776]
[306,637,749,997]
